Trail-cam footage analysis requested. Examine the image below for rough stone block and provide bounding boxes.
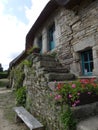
[77,116,98,130]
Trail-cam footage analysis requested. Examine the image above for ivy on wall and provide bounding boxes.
[10,59,33,108]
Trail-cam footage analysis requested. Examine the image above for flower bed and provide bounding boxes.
[51,78,98,107]
[50,78,98,130]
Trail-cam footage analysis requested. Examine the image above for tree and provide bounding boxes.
[0,63,3,72]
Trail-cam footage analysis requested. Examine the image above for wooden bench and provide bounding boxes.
[13,106,44,130]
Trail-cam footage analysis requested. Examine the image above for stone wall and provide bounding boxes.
[32,0,98,77]
[22,54,75,130]
[23,55,64,130]
[10,54,98,130]
[22,54,98,130]
[55,0,98,76]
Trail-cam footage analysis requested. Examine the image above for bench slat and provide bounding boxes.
[14,106,43,130]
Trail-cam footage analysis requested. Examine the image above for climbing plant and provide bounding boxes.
[13,63,25,90]
[15,86,26,107]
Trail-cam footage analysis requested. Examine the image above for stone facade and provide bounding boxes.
[9,0,98,129]
[22,54,98,130]
[23,54,75,130]
[29,0,98,78]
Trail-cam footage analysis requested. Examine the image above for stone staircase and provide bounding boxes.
[32,54,75,81]
[26,54,98,130]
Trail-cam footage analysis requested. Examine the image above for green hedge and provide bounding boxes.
[0,71,8,79]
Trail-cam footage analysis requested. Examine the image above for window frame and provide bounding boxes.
[81,49,93,76]
[38,35,42,53]
[48,23,55,51]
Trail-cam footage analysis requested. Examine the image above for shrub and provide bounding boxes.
[61,105,76,130]
[0,71,8,79]
[15,86,26,107]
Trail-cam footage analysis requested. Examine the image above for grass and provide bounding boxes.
[0,78,9,87]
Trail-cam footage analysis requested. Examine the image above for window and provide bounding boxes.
[48,23,55,50]
[38,36,42,53]
[81,50,93,76]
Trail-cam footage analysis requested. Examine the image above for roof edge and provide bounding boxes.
[55,0,70,6]
[25,0,72,50]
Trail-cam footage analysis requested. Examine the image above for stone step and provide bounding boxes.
[40,67,69,73]
[33,54,57,63]
[45,72,75,81]
[77,116,98,130]
[35,61,62,69]
[72,102,98,122]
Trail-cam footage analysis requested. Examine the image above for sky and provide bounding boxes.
[0,0,49,70]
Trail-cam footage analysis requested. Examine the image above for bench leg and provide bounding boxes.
[15,114,23,123]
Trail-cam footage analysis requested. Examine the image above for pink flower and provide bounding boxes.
[58,95,62,99]
[77,92,80,96]
[72,84,76,88]
[88,92,91,95]
[68,94,72,98]
[55,95,62,100]
[75,100,80,104]
[55,96,58,100]
[50,93,52,96]
[72,103,76,107]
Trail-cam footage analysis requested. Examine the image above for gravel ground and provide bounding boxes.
[0,87,29,130]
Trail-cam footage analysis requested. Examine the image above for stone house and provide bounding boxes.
[10,0,98,78]
[9,0,98,129]
[24,0,98,78]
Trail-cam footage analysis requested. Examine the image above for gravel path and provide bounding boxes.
[0,87,28,130]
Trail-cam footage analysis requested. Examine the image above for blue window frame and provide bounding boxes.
[38,36,42,53]
[48,24,55,50]
[81,50,93,76]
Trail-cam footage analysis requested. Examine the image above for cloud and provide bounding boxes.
[0,5,27,70]
[0,0,49,70]
[25,0,49,26]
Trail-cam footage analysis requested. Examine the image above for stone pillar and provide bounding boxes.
[33,37,38,47]
[93,46,98,77]
[42,28,48,53]
[55,19,60,46]
[70,52,81,76]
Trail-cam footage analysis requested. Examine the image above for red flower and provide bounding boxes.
[57,83,63,90]
[89,78,96,83]
[80,79,89,84]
